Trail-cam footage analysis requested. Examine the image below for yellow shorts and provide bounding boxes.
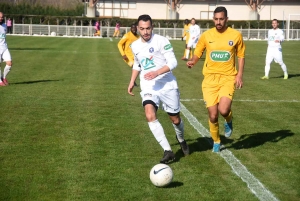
[202,74,235,108]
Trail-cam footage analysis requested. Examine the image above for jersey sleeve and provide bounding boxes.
[131,44,141,71]
[194,34,206,58]
[236,32,245,59]
[279,30,285,42]
[160,37,177,71]
[195,25,200,38]
[117,35,127,56]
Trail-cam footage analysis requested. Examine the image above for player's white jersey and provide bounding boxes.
[0,23,7,49]
[267,28,284,48]
[189,24,200,39]
[131,34,178,91]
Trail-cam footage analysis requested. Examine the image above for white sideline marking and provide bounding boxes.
[180,98,300,103]
[180,102,279,201]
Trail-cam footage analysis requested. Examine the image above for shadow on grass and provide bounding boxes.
[163,181,184,188]
[12,79,61,85]
[223,129,294,150]
[173,137,212,162]
[273,74,300,79]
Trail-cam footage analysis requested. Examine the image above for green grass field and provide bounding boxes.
[0,35,299,201]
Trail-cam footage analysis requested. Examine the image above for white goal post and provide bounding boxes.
[286,14,300,41]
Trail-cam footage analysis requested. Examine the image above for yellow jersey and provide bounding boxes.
[117,31,139,60]
[182,24,191,43]
[194,27,245,76]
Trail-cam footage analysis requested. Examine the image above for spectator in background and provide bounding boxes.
[6,18,12,34]
[94,20,100,36]
[113,21,120,38]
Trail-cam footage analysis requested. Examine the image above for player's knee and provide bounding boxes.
[167,112,180,124]
[209,115,218,123]
[6,61,12,66]
[143,100,158,121]
[219,110,230,118]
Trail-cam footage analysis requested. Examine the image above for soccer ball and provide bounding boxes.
[149,164,173,187]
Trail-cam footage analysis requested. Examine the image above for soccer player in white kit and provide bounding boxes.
[127,14,189,164]
[0,12,12,86]
[261,19,288,80]
[184,18,200,60]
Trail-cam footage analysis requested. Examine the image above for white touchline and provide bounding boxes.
[180,99,300,103]
[180,102,279,201]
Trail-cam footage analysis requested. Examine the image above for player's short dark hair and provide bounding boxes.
[137,14,152,26]
[272,19,279,23]
[184,19,189,24]
[214,6,227,18]
[131,23,137,27]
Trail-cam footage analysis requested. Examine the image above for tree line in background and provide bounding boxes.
[0,1,294,29]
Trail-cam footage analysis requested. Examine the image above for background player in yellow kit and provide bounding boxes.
[181,19,191,60]
[186,6,245,152]
[117,23,139,67]
[118,23,139,86]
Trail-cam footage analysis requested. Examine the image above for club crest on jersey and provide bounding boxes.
[149,47,154,53]
[228,40,234,46]
[141,56,156,70]
[210,51,231,62]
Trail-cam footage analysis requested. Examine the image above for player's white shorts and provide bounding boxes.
[265,47,283,65]
[187,37,199,48]
[140,89,180,114]
[0,48,12,62]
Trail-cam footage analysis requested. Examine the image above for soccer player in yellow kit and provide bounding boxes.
[186,6,245,152]
[181,19,191,60]
[117,24,139,67]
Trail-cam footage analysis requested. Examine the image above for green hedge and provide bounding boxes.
[1,3,297,29]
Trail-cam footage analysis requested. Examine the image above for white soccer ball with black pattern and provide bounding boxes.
[149,164,173,187]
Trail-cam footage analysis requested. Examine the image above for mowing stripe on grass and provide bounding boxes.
[180,99,300,103]
[180,102,279,201]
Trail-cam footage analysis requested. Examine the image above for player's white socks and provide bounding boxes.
[172,119,184,143]
[280,63,288,75]
[3,65,11,78]
[264,64,271,77]
[185,49,190,60]
[148,119,172,151]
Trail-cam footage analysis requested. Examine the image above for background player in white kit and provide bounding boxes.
[184,18,200,61]
[127,14,189,164]
[0,12,12,86]
[261,19,288,80]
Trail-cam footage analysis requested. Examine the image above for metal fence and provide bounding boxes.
[11,24,300,40]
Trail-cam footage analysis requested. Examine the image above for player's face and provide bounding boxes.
[131,25,137,34]
[272,21,279,29]
[138,20,153,42]
[191,19,195,25]
[0,13,4,24]
[213,12,228,32]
